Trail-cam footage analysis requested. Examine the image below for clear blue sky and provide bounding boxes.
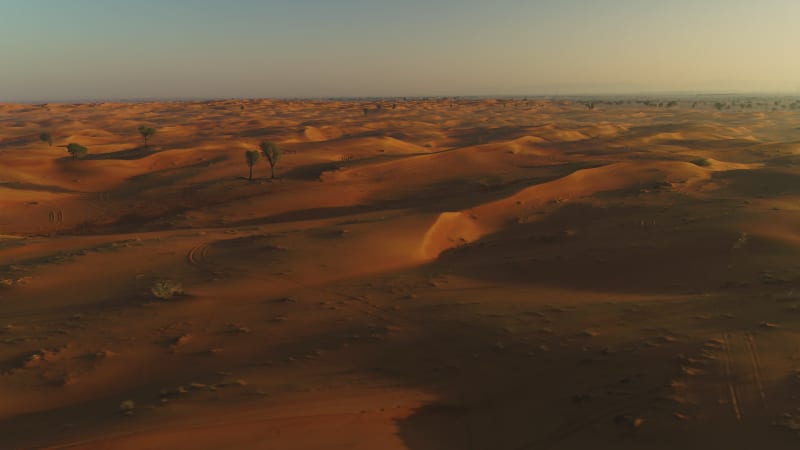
[1,0,798,101]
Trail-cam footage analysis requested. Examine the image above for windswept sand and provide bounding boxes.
[2,98,800,449]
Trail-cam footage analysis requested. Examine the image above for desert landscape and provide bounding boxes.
[2,97,800,448]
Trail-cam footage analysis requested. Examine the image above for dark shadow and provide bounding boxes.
[236,126,289,138]
[82,146,155,160]
[443,125,550,148]
[0,135,38,149]
[0,182,79,194]
[280,161,348,181]
[710,168,800,197]
[228,205,375,227]
[432,199,798,295]
[110,155,228,195]
[312,276,758,449]
[281,153,425,181]
[766,152,800,168]
[366,162,599,214]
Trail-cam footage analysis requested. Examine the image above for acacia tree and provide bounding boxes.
[259,141,282,179]
[245,150,260,181]
[39,132,52,147]
[138,125,157,148]
[66,143,88,160]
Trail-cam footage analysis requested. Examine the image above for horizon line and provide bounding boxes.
[4,90,800,105]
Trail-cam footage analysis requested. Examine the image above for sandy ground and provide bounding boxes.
[2,98,800,449]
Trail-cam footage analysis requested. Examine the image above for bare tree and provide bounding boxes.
[245,150,260,181]
[259,141,283,179]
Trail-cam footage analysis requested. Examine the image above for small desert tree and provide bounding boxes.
[259,141,282,179]
[39,132,52,147]
[245,149,260,180]
[138,125,157,148]
[66,143,88,160]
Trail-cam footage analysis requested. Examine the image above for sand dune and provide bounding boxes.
[2,99,800,449]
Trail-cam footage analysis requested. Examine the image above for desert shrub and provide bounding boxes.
[138,125,157,148]
[692,158,711,167]
[66,143,88,159]
[119,400,135,415]
[40,132,52,146]
[150,280,184,299]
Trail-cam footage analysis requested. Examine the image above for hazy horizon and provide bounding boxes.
[2,0,799,102]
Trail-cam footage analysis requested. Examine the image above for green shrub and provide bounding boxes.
[150,280,184,299]
[66,143,88,159]
[119,400,135,415]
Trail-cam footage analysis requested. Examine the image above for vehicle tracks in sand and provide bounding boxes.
[709,331,770,423]
[186,241,231,278]
[186,242,212,268]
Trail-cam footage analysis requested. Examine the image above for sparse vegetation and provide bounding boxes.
[692,157,711,167]
[39,132,52,147]
[65,143,88,160]
[733,232,749,249]
[119,400,135,415]
[259,140,283,179]
[245,149,260,180]
[150,280,184,300]
[138,125,157,148]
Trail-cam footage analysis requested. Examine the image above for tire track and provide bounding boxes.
[717,331,771,423]
[744,331,768,410]
[186,242,212,269]
[721,333,744,422]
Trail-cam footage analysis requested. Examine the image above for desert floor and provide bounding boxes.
[2,98,800,449]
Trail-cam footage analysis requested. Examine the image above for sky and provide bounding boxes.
[1,0,799,101]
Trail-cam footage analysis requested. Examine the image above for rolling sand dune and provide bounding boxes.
[2,98,800,449]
